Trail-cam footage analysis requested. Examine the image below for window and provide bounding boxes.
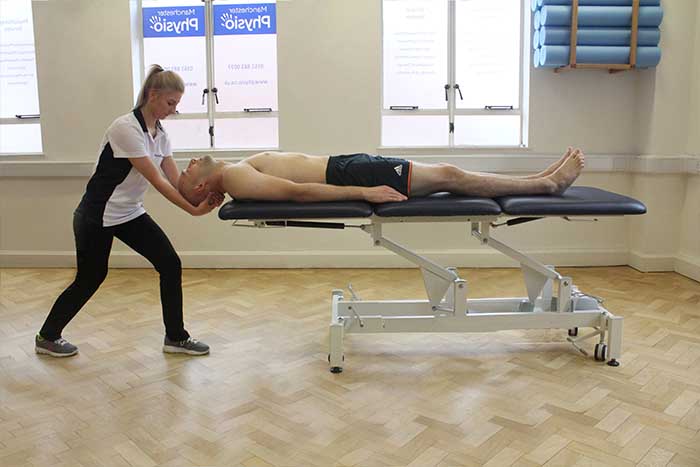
[135,0,278,151]
[0,0,42,154]
[382,0,527,148]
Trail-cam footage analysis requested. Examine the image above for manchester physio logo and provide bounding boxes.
[143,6,205,38]
[214,3,277,35]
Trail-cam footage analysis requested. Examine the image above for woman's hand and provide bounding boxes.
[208,191,226,206]
[192,192,225,216]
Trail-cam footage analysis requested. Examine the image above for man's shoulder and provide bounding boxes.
[226,160,254,171]
[222,161,256,180]
[239,151,267,167]
[221,161,261,198]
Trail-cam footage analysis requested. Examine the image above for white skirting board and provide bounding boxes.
[629,251,700,282]
[628,250,677,272]
[675,254,700,283]
[4,252,698,283]
[0,247,640,269]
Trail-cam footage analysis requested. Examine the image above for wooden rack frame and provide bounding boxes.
[554,0,640,73]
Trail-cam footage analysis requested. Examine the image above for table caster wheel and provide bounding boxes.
[594,343,607,362]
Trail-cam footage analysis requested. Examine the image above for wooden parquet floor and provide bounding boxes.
[1,266,699,467]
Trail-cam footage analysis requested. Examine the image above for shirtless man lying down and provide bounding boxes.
[177,148,585,205]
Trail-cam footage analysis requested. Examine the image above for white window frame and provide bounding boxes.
[131,0,279,152]
[380,0,530,149]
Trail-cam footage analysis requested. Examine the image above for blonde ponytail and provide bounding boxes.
[135,64,185,109]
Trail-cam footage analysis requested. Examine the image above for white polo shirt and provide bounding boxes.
[78,108,172,227]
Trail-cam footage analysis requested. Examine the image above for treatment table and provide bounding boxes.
[219,187,646,373]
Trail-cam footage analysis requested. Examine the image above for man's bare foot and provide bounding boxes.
[547,149,585,194]
[524,147,573,179]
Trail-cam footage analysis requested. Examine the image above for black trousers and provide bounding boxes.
[40,210,189,342]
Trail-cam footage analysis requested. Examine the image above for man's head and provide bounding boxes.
[178,155,219,206]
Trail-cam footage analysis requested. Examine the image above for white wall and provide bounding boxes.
[636,0,697,156]
[0,0,698,281]
[689,4,700,154]
[676,3,700,280]
[277,0,382,155]
[32,0,135,162]
[628,0,699,280]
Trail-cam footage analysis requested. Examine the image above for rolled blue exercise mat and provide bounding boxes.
[539,26,660,47]
[531,0,540,11]
[539,45,661,67]
[534,47,541,67]
[538,0,660,7]
[534,9,542,29]
[533,28,540,50]
[541,6,664,27]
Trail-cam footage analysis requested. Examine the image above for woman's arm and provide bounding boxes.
[160,156,180,188]
[129,156,221,215]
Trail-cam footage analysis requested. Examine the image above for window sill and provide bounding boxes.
[378,145,527,151]
[172,147,279,159]
[0,152,45,158]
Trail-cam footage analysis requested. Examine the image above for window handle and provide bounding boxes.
[201,88,209,105]
[389,106,418,111]
[454,84,463,100]
[444,84,451,101]
[212,87,219,104]
[484,105,514,110]
[15,114,40,119]
[244,108,272,112]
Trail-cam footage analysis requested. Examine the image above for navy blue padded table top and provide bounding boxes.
[218,187,646,220]
[218,200,372,220]
[496,187,647,216]
[218,193,501,220]
[374,192,501,217]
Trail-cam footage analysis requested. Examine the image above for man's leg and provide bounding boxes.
[523,147,574,179]
[410,151,584,197]
[464,147,574,181]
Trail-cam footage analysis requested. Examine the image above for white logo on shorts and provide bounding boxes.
[394,165,402,176]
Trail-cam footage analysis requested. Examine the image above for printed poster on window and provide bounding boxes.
[142,1,206,113]
[213,1,278,112]
[0,0,40,118]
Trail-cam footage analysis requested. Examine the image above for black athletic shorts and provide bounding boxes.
[325,153,412,196]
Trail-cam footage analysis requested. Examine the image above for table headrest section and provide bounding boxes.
[374,192,502,217]
[218,200,373,220]
[495,187,647,216]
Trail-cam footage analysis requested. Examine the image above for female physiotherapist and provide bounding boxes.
[36,65,222,357]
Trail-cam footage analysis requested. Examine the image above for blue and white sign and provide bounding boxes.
[143,6,205,38]
[213,3,276,35]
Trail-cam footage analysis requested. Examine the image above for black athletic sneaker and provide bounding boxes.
[35,334,78,357]
[163,336,210,355]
